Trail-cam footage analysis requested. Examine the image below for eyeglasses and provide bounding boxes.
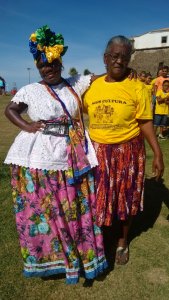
[106,53,130,63]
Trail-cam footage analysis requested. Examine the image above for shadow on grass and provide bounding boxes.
[40,267,110,288]
[97,177,169,278]
[129,177,169,242]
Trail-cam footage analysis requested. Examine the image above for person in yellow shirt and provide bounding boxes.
[151,68,163,114]
[84,76,152,144]
[83,35,164,265]
[138,70,146,83]
[145,72,152,87]
[145,73,153,107]
[154,80,169,139]
[154,66,169,94]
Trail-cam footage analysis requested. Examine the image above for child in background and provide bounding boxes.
[154,80,169,139]
[138,71,146,83]
[151,69,163,116]
[154,66,169,94]
[145,73,153,108]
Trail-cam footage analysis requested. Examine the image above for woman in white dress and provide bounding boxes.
[4,25,107,284]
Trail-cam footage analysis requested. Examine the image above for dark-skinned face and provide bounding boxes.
[163,82,169,92]
[162,68,168,78]
[104,43,131,81]
[139,73,146,82]
[145,76,152,84]
[36,58,62,85]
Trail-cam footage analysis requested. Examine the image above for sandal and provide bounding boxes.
[115,246,129,265]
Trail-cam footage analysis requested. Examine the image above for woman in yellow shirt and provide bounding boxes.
[84,35,164,265]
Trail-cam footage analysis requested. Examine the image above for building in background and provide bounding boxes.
[130,28,169,76]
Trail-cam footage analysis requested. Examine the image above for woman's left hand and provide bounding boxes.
[138,120,164,181]
[152,153,164,181]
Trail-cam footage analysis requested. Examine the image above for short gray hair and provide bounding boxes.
[104,35,133,54]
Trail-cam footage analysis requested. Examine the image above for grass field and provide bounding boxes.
[0,96,169,300]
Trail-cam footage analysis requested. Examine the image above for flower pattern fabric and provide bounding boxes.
[11,165,107,284]
[93,134,145,227]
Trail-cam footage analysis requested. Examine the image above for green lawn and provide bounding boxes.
[0,96,169,300]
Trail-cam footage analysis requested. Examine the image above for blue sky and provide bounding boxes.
[1,0,169,90]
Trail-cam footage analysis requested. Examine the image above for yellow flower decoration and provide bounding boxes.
[29,25,68,63]
[45,45,64,63]
[30,33,37,42]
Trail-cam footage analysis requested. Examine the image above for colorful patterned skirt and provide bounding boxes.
[93,134,145,227]
[10,166,107,284]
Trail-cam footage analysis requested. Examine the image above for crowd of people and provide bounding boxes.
[0,76,18,96]
[4,25,165,284]
[137,65,169,140]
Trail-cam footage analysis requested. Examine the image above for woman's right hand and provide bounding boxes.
[24,121,45,133]
[5,101,45,133]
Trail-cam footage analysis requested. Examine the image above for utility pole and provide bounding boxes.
[27,67,31,84]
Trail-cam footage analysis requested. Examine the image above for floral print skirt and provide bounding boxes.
[93,134,145,227]
[10,165,107,284]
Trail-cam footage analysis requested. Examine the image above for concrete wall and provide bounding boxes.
[129,48,169,77]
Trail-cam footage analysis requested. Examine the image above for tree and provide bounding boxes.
[69,68,78,76]
[83,69,92,75]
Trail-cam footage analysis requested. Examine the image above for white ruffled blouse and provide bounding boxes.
[4,75,98,171]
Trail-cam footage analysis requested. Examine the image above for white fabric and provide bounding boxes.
[4,75,98,171]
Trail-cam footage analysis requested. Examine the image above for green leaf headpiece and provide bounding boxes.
[29,25,68,63]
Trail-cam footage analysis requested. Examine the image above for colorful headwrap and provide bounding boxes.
[29,25,68,64]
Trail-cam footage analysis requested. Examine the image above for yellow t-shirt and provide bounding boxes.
[145,84,153,107]
[150,78,156,95]
[155,90,169,115]
[151,78,156,86]
[83,76,153,144]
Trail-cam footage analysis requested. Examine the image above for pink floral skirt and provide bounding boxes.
[93,134,145,226]
[10,165,107,284]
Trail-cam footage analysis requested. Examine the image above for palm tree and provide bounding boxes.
[83,69,92,75]
[69,68,78,76]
